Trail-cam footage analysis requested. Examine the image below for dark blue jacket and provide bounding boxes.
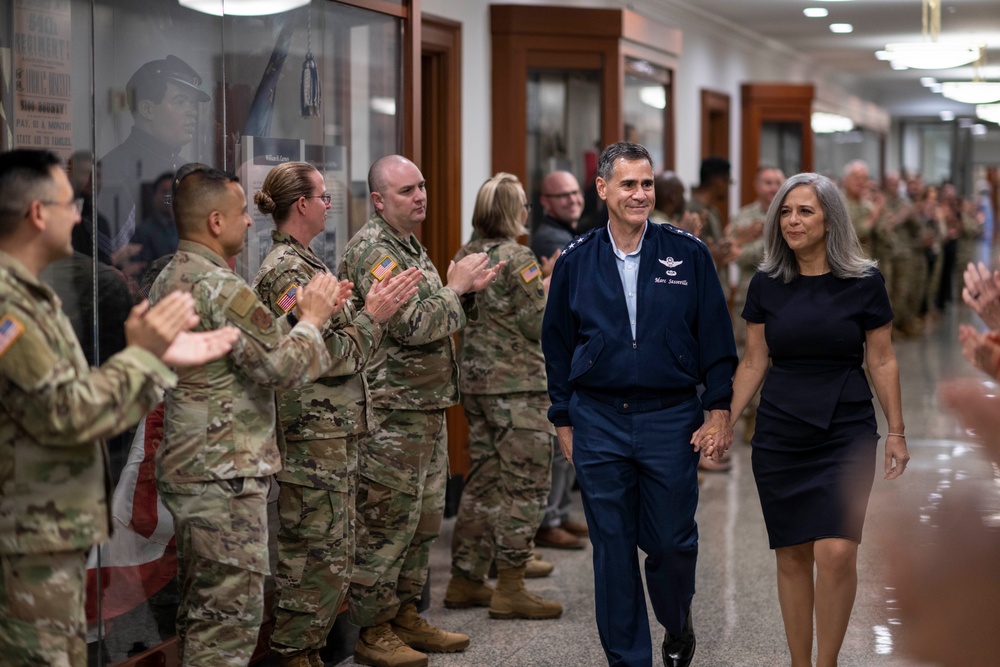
[543,222,737,427]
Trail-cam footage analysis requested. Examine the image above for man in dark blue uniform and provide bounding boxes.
[542,142,737,667]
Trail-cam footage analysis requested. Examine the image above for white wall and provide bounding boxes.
[422,0,888,240]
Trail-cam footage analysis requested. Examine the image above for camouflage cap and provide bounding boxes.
[127,54,211,105]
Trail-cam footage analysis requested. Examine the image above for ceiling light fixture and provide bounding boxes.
[811,112,854,134]
[874,0,981,70]
[829,23,853,34]
[940,81,1000,105]
[920,77,937,87]
[803,8,828,18]
[178,0,310,16]
[977,104,1000,124]
[939,110,955,121]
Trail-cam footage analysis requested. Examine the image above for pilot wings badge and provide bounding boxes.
[658,257,683,277]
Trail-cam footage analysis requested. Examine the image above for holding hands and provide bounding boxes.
[691,409,733,461]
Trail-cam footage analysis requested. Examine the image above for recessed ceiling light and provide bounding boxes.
[890,62,908,70]
[920,77,937,87]
[940,110,955,121]
[829,23,853,34]
[803,8,829,18]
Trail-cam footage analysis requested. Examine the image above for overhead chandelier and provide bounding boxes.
[941,81,1000,104]
[977,104,1000,124]
[178,0,310,16]
[874,0,981,70]
[939,50,1000,105]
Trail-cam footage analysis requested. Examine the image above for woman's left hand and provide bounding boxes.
[884,434,909,480]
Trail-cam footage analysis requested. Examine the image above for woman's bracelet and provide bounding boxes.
[887,432,906,439]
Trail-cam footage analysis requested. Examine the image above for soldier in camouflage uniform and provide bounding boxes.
[150,167,347,667]
[250,162,421,667]
[0,149,237,667]
[727,166,784,443]
[842,161,884,260]
[443,173,562,620]
[338,155,500,667]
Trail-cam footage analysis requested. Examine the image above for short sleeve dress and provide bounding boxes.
[742,269,893,549]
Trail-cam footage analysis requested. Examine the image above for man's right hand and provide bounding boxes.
[125,291,199,358]
[295,273,345,328]
[556,425,573,464]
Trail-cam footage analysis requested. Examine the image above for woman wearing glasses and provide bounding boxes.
[252,161,420,667]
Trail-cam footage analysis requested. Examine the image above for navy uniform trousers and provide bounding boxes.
[570,391,702,667]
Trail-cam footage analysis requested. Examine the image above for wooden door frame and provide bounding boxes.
[700,89,730,161]
[740,83,814,206]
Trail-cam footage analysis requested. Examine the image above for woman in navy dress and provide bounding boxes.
[724,172,908,667]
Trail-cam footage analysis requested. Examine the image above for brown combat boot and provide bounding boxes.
[444,575,494,608]
[390,601,470,653]
[489,566,563,620]
[354,623,428,667]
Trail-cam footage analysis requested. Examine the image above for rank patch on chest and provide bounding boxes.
[520,261,541,283]
[371,255,398,281]
[0,315,24,357]
[276,285,298,312]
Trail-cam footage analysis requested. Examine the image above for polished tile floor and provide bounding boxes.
[335,299,999,667]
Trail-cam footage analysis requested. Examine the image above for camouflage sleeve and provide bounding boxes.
[218,280,333,390]
[345,244,466,347]
[0,304,176,445]
[507,251,546,341]
[257,265,385,379]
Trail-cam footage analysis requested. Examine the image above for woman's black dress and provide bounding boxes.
[742,269,893,549]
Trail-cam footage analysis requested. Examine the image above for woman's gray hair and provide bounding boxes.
[759,172,876,283]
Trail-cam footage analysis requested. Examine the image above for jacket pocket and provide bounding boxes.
[568,332,604,382]
[663,327,698,378]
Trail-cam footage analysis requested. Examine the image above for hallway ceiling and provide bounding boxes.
[687,0,1000,118]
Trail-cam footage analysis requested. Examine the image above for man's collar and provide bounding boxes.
[177,239,230,269]
[126,126,183,160]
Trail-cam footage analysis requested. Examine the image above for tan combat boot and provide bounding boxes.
[444,575,494,608]
[354,622,428,667]
[525,556,554,578]
[489,566,563,620]
[390,601,470,653]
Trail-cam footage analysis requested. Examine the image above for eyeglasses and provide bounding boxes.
[541,190,581,200]
[40,198,83,214]
[523,203,533,212]
[307,194,332,204]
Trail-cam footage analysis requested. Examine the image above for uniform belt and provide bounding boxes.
[577,387,696,413]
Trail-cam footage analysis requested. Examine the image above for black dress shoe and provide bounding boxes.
[661,608,696,667]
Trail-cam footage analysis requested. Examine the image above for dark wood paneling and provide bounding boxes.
[740,83,814,206]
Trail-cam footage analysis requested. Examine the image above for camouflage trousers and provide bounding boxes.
[349,409,448,627]
[270,436,359,654]
[451,392,554,578]
[159,476,270,667]
[0,550,86,666]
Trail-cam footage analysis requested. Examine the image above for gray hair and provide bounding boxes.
[597,142,652,181]
[759,172,876,283]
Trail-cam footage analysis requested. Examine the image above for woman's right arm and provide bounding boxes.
[729,321,769,425]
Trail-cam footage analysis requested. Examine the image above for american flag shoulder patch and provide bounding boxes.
[520,261,541,283]
[276,284,298,312]
[370,255,398,281]
[0,315,25,358]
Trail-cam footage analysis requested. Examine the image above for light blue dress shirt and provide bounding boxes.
[608,222,646,340]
